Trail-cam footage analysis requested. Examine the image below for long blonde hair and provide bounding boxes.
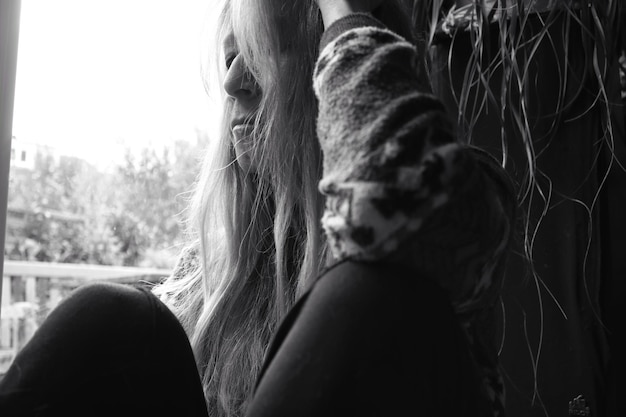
[154,0,325,415]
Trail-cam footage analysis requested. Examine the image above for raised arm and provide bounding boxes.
[314,9,515,312]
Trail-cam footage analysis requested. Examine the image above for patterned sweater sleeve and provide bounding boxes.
[314,14,515,312]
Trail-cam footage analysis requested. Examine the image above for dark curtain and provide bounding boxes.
[429,11,625,417]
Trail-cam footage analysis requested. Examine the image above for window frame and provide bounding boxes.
[0,0,22,321]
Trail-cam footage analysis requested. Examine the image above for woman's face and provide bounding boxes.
[222,30,262,173]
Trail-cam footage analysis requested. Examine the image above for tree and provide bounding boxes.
[7,151,122,264]
[6,131,208,268]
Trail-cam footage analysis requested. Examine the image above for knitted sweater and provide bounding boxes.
[314,14,515,416]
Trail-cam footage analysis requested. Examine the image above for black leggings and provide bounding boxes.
[0,262,487,416]
[247,261,490,416]
[0,282,208,417]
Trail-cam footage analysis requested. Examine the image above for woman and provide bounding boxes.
[0,1,515,416]
[159,0,512,413]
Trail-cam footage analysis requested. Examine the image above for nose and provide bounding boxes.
[223,55,260,102]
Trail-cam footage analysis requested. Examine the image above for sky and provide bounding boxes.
[11,0,222,167]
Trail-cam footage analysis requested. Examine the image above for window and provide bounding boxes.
[1,0,218,374]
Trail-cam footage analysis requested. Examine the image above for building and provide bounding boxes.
[8,135,41,170]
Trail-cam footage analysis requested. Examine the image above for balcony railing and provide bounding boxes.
[0,260,171,374]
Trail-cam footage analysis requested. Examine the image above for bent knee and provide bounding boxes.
[46,282,157,340]
[64,282,150,315]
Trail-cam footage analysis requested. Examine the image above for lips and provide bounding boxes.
[231,123,254,140]
[230,114,255,130]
